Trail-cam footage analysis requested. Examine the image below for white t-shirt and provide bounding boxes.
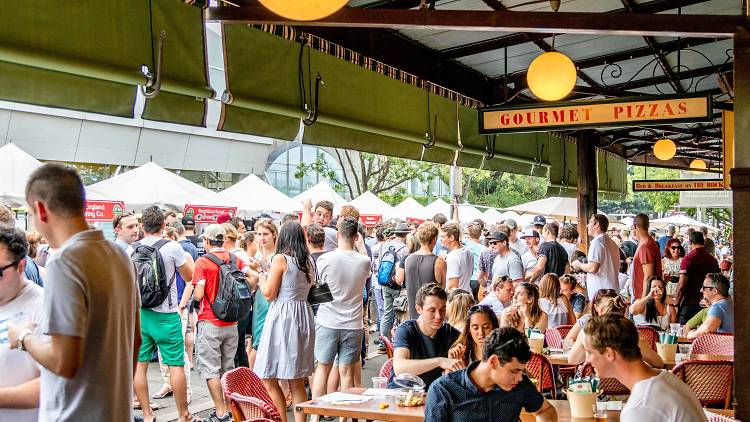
[491,250,524,281]
[323,227,338,252]
[127,236,186,313]
[315,249,372,330]
[621,370,707,422]
[585,233,620,301]
[478,293,510,316]
[560,240,578,262]
[521,251,539,283]
[0,282,45,422]
[539,297,569,329]
[446,247,474,292]
[511,238,528,255]
[41,229,139,421]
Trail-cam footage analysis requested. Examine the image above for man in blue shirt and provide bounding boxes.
[425,327,556,422]
[687,273,733,338]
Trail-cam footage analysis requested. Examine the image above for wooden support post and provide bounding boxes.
[732,27,750,420]
[577,130,598,253]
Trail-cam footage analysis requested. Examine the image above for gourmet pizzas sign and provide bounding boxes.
[479,95,711,134]
[85,200,125,222]
[184,205,237,224]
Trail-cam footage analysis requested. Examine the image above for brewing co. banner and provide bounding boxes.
[184,205,237,223]
[85,200,125,222]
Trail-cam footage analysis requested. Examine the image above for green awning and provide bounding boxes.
[0,0,211,125]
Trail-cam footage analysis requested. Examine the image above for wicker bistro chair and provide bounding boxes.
[379,358,394,379]
[579,363,631,396]
[221,367,283,422]
[526,353,557,399]
[636,325,658,351]
[690,333,734,356]
[672,360,734,409]
[544,325,573,349]
[379,334,395,359]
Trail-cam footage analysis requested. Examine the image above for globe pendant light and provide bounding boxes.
[258,0,349,21]
[653,138,677,161]
[527,51,577,101]
[689,158,707,173]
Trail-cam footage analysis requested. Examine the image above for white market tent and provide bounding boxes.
[421,198,451,220]
[391,197,426,220]
[456,204,484,224]
[620,216,635,227]
[0,143,43,207]
[651,214,720,232]
[349,191,394,216]
[219,174,297,216]
[507,196,609,221]
[85,162,229,211]
[292,181,347,213]
[496,210,535,227]
[482,208,504,225]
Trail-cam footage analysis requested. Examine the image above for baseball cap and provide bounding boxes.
[533,215,547,226]
[504,219,518,229]
[201,224,226,242]
[216,212,232,224]
[519,229,540,239]
[181,216,195,226]
[486,231,509,242]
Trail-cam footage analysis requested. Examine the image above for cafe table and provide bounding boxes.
[296,388,624,421]
[546,352,733,369]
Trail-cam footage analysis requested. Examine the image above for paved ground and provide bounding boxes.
[135,332,388,421]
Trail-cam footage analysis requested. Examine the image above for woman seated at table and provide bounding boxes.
[501,282,548,333]
[446,289,475,332]
[538,274,576,328]
[448,304,500,365]
[629,275,676,330]
[566,293,663,368]
[560,274,588,319]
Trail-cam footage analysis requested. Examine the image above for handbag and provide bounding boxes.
[393,293,408,313]
[307,265,334,305]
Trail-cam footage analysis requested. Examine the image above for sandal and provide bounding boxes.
[133,400,161,410]
[152,386,173,399]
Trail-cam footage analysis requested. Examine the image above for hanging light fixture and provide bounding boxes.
[653,138,677,161]
[258,0,349,21]
[527,51,577,101]
[689,158,707,173]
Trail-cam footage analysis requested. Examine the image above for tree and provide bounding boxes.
[599,165,680,215]
[295,149,442,198]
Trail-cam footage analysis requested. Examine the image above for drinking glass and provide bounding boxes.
[593,402,608,421]
[371,377,388,398]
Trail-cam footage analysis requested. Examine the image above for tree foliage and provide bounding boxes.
[598,166,681,215]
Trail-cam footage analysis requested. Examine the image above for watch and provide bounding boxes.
[17,329,33,351]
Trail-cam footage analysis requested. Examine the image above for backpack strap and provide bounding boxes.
[204,253,226,268]
[153,238,170,250]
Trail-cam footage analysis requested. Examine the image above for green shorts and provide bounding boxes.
[138,309,185,366]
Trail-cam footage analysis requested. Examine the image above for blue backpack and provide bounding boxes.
[377,245,405,290]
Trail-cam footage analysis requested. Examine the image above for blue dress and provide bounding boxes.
[253,255,315,379]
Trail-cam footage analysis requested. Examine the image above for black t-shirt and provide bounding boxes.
[390,320,460,389]
[621,240,637,258]
[538,241,568,276]
[186,234,205,256]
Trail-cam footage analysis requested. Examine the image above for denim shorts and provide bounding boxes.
[314,325,363,365]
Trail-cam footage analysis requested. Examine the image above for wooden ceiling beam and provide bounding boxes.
[207,6,747,38]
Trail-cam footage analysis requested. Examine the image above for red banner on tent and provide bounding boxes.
[407,217,425,224]
[85,200,125,222]
[360,214,382,228]
[184,205,237,224]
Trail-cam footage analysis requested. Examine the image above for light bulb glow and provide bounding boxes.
[258,0,349,21]
[689,159,707,173]
[526,52,577,101]
[653,138,677,161]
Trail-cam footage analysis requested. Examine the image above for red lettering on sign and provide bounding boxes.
[539,111,549,124]
[678,101,687,114]
[614,106,624,119]
[500,114,510,125]
[569,109,579,122]
[513,113,523,125]
[552,110,564,123]
[663,103,674,115]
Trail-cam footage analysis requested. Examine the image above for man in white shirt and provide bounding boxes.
[571,214,620,301]
[0,226,45,422]
[113,212,139,251]
[443,222,474,293]
[519,229,541,283]
[489,232,524,284]
[504,219,528,255]
[312,217,372,398]
[582,314,706,422]
[478,276,514,317]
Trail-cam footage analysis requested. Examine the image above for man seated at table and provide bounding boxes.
[582,314,705,421]
[425,327,557,422]
[478,276,514,317]
[390,284,463,389]
[687,273,733,339]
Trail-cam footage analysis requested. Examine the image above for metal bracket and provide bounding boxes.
[141,31,166,99]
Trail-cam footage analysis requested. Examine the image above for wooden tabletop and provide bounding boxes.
[297,389,622,421]
[547,353,733,369]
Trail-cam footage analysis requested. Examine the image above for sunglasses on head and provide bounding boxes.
[469,304,493,314]
[113,212,135,228]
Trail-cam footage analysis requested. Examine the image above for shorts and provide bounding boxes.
[314,325,363,365]
[139,309,185,366]
[196,320,239,380]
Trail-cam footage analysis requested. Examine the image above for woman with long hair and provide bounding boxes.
[566,291,663,367]
[564,288,618,342]
[501,282,548,333]
[629,276,676,330]
[446,289,475,331]
[239,231,257,262]
[448,305,500,365]
[662,238,684,297]
[247,220,278,370]
[538,274,576,328]
[254,222,315,422]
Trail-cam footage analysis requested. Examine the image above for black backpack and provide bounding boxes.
[204,253,252,322]
[131,239,175,309]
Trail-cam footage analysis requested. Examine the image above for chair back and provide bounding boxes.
[580,363,630,396]
[690,333,734,356]
[526,352,556,399]
[221,367,282,422]
[556,324,573,339]
[672,360,734,409]
[637,326,658,351]
[380,334,394,359]
[379,358,394,379]
[545,325,573,349]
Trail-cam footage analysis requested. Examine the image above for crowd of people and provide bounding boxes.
[0,163,735,422]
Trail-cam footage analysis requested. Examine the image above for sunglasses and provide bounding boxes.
[701,285,716,291]
[670,246,680,250]
[469,304,493,314]
[489,241,499,245]
[0,258,22,279]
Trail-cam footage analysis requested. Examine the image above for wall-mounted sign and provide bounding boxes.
[85,200,125,222]
[184,205,237,224]
[360,214,382,228]
[479,95,712,134]
[633,179,725,192]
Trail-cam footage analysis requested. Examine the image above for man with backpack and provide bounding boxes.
[378,222,410,352]
[130,206,195,422]
[192,224,252,422]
